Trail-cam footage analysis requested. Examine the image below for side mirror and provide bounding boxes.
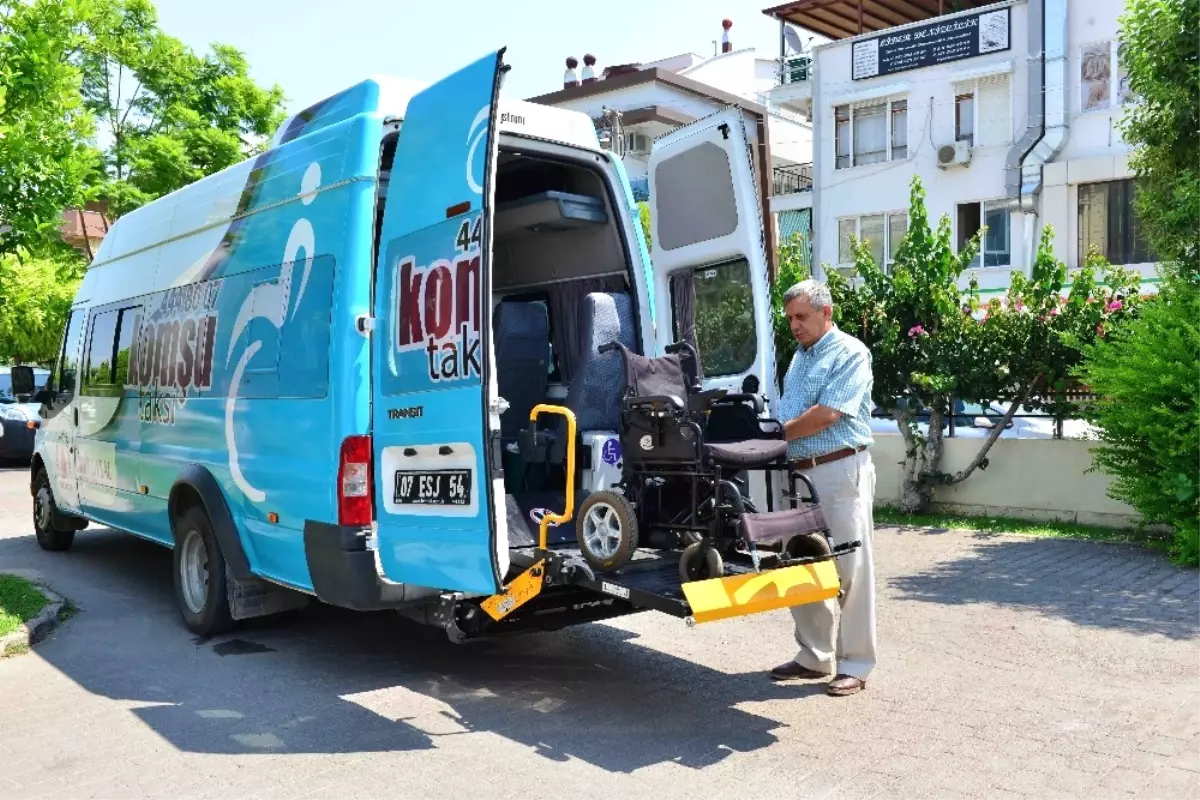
[10,365,35,398]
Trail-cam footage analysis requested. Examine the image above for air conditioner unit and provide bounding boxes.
[937,139,972,168]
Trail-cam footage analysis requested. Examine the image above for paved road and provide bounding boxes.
[1,465,1197,800]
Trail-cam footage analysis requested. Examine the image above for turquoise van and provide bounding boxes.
[27,50,841,642]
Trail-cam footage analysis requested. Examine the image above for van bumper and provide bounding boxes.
[302,520,443,612]
[303,521,385,610]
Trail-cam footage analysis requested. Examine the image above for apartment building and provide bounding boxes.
[764,0,1157,293]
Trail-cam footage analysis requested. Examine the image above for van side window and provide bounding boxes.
[52,310,86,397]
[114,306,141,388]
[83,309,120,394]
[670,259,756,377]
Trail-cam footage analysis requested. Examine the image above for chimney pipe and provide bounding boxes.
[721,19,732,53]
[582,54,597,83]
[564,57,579,88]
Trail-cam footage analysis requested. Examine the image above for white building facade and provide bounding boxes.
[766,0,1157,294]
[527,39,816,264]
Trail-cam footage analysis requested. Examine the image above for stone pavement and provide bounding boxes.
[0,465,1197,800]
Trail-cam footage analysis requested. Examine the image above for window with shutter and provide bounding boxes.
[976,75,1011,147]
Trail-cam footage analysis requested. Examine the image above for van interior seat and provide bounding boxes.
[494,300,550,441]
[563,291,636,441]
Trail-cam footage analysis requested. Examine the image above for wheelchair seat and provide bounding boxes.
[704,439,789,468]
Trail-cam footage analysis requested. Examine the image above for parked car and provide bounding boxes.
[0,367,50,463]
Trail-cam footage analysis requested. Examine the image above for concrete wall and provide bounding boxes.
[871,435,1145,528]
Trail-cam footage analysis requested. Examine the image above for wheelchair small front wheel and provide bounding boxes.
[679,542,724,582]
[576,491,639,572]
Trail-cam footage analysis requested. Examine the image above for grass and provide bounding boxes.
[0,574,49,639]
[874,506,1173,552]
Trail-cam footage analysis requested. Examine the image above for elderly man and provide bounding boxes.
[771,279,877,697]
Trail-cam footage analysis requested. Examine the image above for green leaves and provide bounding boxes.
[0,250,83,364]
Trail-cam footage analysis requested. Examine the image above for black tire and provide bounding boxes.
[171,505,234,637]
[785,532,833,561]
[32,468,74,552]
[575,490,639,572]
[679,541,724,582]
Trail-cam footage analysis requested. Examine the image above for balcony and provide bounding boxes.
[770,55,813,116]
[773,163,813,195]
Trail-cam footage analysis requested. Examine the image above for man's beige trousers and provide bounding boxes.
[790,448,878,680]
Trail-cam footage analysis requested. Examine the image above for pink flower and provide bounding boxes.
[1096,324,1105,337]
[1015,301,1025,311]
[908,325,927,338]
[1107,300,1123,311]
[1050,307,1061,317]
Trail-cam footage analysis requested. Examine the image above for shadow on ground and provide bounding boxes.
[885,526,1199,641]
[0,526,811,768]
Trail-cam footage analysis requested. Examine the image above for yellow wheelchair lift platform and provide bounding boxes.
[481,405,843,630]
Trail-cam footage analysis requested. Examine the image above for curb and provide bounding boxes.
[0,582,66,657]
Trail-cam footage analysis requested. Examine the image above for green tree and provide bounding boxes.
[770,230,812,389]
[825,177,1142,513]
[74,0,286,216]
[1070,0,1200,565]
[636,201,652,252]
[0,0,96,256]
[0,251,83,364]
[1117,0,1200,279]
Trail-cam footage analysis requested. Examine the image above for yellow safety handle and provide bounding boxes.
[529,404,577,550]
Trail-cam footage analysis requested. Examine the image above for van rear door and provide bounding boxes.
[369,50,508,596]
[647,108,776,398]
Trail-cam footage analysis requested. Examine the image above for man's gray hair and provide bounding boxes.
[782,279,833,311]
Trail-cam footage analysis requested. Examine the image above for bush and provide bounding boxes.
[1077,278,1200,566]
[769,231,812,389]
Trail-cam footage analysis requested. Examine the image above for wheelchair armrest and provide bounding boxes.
[625,394,685,412]
[711,392,765,414]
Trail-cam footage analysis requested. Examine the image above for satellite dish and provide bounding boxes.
[783,25,805,54]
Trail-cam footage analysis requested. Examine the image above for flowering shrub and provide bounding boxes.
[823,177,1142,512]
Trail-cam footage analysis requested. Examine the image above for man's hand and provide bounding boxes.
[783,405,843,442]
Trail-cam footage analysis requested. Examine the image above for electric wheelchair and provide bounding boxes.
[574,339,841,580]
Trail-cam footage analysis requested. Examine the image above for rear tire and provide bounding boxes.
[575,490,639,572]
[172,506,234,637]
[32,469,74,552]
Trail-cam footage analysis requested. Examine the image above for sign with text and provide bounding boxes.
[852,7,1010,80]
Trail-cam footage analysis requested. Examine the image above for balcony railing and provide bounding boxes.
[777,55,813,86]
[773,163,813,195]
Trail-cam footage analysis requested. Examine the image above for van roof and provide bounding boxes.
[88,74,603,271]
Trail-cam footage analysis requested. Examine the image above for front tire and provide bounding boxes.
[172,506,234,637]
[32,469,74,552]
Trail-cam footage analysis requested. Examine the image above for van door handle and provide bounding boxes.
[73,407,79,426]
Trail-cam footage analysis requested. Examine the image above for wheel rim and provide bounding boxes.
[179,529,209,615]
[582,502,623,559]
[34,485,53,534]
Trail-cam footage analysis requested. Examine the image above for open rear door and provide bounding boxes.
[647,108,776,400]
[371,50,508,596]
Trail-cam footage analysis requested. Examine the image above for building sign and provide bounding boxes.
[852,7,1010,80]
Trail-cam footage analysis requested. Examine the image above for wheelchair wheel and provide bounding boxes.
[785,532,833,560]
[679,542,724,582]
[576,491,639,572]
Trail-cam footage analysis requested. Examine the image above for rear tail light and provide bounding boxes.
[338,434,374,526]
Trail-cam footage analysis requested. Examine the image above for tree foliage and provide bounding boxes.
[1116,0,1200,278]
[0,251,83,364]
[770,230,812,388]
[0,0,97,255]
[1071,0,1200,565]
[76,0,287,216]
[825,177,1142,512]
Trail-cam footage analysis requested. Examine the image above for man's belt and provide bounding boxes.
[790,445,867,471]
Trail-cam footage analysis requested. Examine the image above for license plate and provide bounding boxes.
[394,469,472,506]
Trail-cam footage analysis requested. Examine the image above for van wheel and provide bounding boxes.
[32,469,74,552]
[576,491,639,572]
[172,506,234,637]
